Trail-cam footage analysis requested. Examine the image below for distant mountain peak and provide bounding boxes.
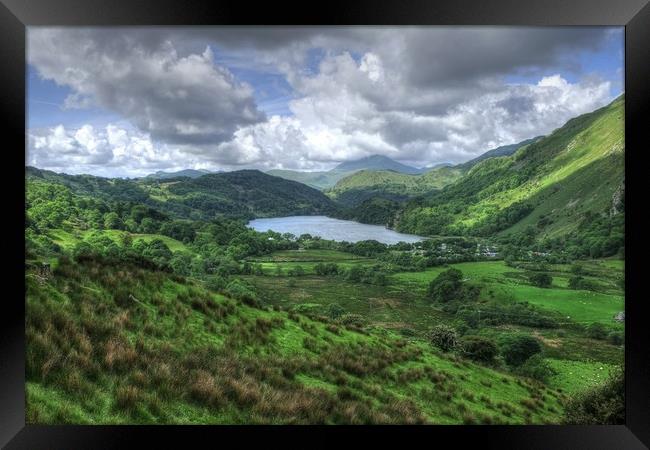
[144,169,215,179]
[334,155,423,174]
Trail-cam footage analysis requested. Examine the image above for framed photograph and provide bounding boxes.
[2,0,649,448]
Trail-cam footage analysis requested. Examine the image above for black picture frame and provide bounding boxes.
[2,0,648,448]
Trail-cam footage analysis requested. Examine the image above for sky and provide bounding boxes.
[26,26,624,178]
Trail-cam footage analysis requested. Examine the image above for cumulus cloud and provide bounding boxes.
[28,29,265,146]
[27,27,622,176]
[29,124,185,177]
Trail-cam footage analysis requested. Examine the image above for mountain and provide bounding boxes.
[144,169,215,179]
[324,139,545,212]
[265,169,344,190]
[333,154,423,174]
[456,136,544,170]
[395,95,625,249]
[327,166,464,208]
[267,155,425,190]
[26,167,339,220]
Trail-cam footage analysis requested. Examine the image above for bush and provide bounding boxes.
[327,303,345,320]
[288,266,305,277]
[224,279,258,304]
[314,263,339,276]
[205,275,227,292]
[608,331,624,346]
[528,272,552,288]
[428,325,458,352]
[586,323,608,340]
[428,268,462,302]
[459,335,498,363]
[563,368,624,424]
[570,263,585,275]
[337,313,365,328]
[515,355,556,382]
[498,334,542,367]
[568,276,597,291]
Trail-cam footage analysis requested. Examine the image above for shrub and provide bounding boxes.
[288,266,305,277]
[563,368,624,424]
[498,334,542,367]
[224,279,257,304]
[515,354,557,382]
[528,272,552,288]
[586,323,608,340]
[428,325,458,352]
[205,275,227,292]
[570,263,585,275]
[568,276,597,291]
[327,303,345,320]
[314,263,339,276]
[608,331,624,346]
[337,313,365,328]
[428,268,462,302]
[459,335,498,363]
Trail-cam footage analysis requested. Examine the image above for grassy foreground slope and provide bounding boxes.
[397,95,624,240]
[26,256,565,424]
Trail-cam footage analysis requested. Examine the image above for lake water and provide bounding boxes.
[247,215,425,245]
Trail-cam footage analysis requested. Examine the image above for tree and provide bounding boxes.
[498,334,542,366]
[460,335,498,363]
[103,212,124,230]
[528,272,552,288]
[428,268,463,302]
[139,217,158,234]
[327,303,345,320]
[428,325,458,352]
[563,368,624,424]
[570,263,585,275]
[120,233,133,248]
[568,276,585,290]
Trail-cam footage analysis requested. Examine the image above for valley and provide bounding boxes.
[25,96,625,425]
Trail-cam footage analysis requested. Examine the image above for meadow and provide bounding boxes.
[243,250,624,395]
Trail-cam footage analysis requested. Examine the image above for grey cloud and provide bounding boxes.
[27,27,620,175]
[395,27,611,88]
[28,29,265,147]
[495,95,536,116]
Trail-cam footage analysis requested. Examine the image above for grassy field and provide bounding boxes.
[546,359,617,394]
[243,250,624,396]
[250,254,624,328]
[26,256,566,424]
[392,261,623,327]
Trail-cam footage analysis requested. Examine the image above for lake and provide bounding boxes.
[247,215,425,245]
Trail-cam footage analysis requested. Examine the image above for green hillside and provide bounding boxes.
[456,136,544,171]
[267,154,425,190]
[26,168,339,221]
[26,256,565,424]
[265,169,350,190]
[325,137,539,216]
[328,167,464,207]
[396,95,624,254]
[143,169,214,179]
[24,96,625,426]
